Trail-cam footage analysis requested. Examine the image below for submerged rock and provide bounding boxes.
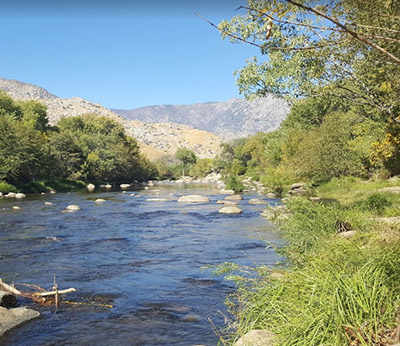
[248,198,268,205]
[178,195,210,203]
[0,307,40,338]
[94,199,106,204]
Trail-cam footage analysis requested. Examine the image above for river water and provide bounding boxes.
[0,183,281,346]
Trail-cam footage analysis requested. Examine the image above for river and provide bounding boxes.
[0,183,281,346]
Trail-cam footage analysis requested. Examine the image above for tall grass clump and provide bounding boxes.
[222,196,400,345]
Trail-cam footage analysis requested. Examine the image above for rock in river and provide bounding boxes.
[224,195,243,201]
[218,206,242,214]
[178,195,210,203]
[0,307,40,338]
[15,193,26,199]
[248,198,268,205]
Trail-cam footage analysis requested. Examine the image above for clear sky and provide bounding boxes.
[0,0,259,109]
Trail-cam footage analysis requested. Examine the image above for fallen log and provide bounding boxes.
[0,290,17,308]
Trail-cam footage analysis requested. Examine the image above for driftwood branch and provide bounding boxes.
[0,278,76,307]
[33,288,76,297]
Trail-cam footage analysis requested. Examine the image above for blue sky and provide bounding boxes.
[0,1,259,109]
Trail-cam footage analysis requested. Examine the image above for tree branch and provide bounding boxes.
[284,0,400,64]
[194,12,262,49]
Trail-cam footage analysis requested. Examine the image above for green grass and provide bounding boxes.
[221,178,400,346]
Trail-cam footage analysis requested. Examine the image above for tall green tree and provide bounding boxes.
[215,0,400,122]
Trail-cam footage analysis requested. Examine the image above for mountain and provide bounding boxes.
[113,96,290,140]
[0,77,221,159]
[0,78,58,100]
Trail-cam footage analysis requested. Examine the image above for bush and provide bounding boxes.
[261,168,295,197]
[355,193,393,215]
[225,175,245,192]
[0,181,17,193]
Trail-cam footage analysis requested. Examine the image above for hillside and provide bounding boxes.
[0,77,221,159]
[113,95,290,140]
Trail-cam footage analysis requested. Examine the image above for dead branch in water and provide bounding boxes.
[0,277,76,307]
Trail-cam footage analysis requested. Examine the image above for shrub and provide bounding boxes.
[355,193,393,215]
[0,181,17,193]
[225,175,245,192]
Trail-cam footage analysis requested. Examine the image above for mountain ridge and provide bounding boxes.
[0,77,221,159]
[113,95,290,140]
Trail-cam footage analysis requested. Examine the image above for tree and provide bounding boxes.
[204,0,400,122]
[175,147,197,176]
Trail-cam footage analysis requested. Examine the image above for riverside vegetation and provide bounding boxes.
[0,90,157,193]
[2,1,400,345]
[198,0,400,345]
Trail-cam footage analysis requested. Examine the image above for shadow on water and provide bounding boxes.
[0,183,282,345]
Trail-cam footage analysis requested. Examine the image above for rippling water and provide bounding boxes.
[0,184,282,346]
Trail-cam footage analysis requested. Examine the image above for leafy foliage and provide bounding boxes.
[0,92,156,190]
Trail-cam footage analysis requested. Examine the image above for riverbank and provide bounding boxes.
[224,176,400,345]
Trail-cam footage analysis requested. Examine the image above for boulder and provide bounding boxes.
[87,183,95,191]
[146,198,168,202]
[248,198,268,205]
[5,193,16,198]
[224,195,243,201]
[94,199,106,204]
[15,193,26,199]
[0,192,2,198]
[338,230,357,239]
[178,195,210,203]
[235,330,275,346]
[220,189,235,195]
[44,202,53,206]
[218,206,242,214]
[12,206,21,210]
[65,205,80,211]
[50,190,56,194]
[0,307,40,338]
[120,184,131,190]
[291,183,303,190]
[266,193,276,198]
